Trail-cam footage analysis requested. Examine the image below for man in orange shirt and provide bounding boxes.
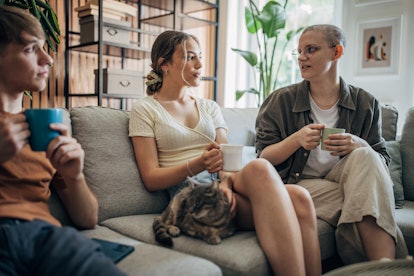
[0,6,124,275]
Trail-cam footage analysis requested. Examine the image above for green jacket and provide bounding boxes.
[255,77,390,184]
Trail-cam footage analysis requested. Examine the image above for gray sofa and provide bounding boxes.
[49,104,414,275]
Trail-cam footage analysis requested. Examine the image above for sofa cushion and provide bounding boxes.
[102,214,272,276]
[385,141,404,208]
[401,107,414,200]
[381,104,398,141]
[221,108,258,146]
[395,200,414,255]
[70,106,169,222]
[81,225,222,276]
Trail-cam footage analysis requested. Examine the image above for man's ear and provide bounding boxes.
[333,45,344,60]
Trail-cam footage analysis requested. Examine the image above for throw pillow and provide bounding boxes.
[401,107,414,201]
[385,141,404,208]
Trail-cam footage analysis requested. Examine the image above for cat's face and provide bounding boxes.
[185,179,231,224]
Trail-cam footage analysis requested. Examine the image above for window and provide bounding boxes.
[218,0,336,107]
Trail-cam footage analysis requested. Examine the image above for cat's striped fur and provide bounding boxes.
[153,177,235,247]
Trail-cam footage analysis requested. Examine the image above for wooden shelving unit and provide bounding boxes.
[64,0,219,110]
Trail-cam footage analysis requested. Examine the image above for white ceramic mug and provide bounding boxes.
[220,144,244,171]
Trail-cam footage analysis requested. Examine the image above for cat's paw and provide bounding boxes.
[167,225,181,237]
[205,236,222,245]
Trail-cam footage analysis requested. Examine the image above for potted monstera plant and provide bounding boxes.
[232,0,304,106]
[0,0,61,51]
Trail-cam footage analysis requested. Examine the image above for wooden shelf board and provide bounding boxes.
[141,13,217,29]
[68,42,151,59]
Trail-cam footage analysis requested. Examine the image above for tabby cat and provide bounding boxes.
[153,177,235,247]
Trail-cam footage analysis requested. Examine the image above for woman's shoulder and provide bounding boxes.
[132,96,157,109]
[130,96,160,117]
[195,96,220,110]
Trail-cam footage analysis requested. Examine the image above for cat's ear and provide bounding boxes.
[187,176,202,188]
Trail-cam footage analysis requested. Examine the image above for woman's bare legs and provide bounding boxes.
[232,159,321,276]
[286,185,321,276]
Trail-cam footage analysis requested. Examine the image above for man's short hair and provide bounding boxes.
[0,5,45,51]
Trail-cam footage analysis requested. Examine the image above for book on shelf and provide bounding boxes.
[85,0,137,17]
[77,6,124,20]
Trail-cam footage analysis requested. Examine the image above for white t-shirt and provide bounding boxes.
[302,95,340,178]
[129,95,227,168]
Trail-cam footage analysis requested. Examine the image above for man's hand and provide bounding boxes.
[295,124,325,150]
[324,133,370,156]
[46,123,85,182]
[0,112,30,163]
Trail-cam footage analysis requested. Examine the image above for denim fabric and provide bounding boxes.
[167,170,214,199]
[0,219,125,276]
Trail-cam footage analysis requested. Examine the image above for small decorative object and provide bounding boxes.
[356,16,402,76]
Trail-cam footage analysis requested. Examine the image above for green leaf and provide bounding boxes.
[245,6,261,34]
[29,0,41,20]
[231,48,258,67]
[24,91,32,99]
[258,1,286,38]
[235,90,246,101]
[44,32,56,52]
[39,8,60,44]
[235,88,259,101]
[44,4,61,35]
[286,27,305,40]
[35,0,49,9]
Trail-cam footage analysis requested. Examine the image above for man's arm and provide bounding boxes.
[47,123,98,229]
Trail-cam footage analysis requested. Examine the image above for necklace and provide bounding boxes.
[309,92,339,109]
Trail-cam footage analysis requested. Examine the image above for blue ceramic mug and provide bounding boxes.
[24,108,63,151]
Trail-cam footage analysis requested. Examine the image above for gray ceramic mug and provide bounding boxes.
[321,127,345,151]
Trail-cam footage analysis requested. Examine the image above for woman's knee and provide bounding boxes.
[287,186,315,219]
[242,158,278,179]
[236,158,284,193]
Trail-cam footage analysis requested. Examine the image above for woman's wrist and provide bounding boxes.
[186,159,195,176]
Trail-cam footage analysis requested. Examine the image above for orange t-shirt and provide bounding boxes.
[0,141,64,227]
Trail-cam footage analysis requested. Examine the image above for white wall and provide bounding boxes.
[340,0,414,134]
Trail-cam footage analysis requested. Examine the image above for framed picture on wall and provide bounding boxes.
[355,16,402,76]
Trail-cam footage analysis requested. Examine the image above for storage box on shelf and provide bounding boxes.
[94,68,145,96]
[79,15,131,45]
